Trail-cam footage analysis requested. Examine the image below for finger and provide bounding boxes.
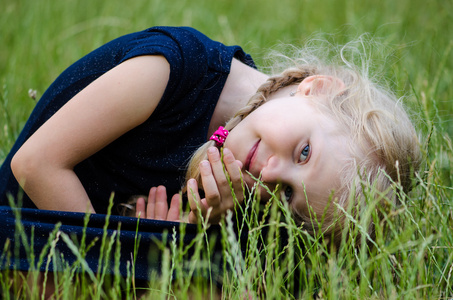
[154,185,168,220]
[188,211,197,224]
[167,193,181,222]
[146,187,157,219]
[223,148,245,204]
[187,178,207,217]
[235,159,243,169]
[136,197,146,219]
[187,178,200,211]
[207,147,232,200]
[200,149,223,207]
[200,198,217,222]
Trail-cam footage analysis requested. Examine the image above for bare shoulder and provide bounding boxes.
[66,54,171,132]
[13,55,171,169]
[103,55,170,111]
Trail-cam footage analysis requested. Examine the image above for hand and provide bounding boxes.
[187,147,244,224]
[136,185,181,222]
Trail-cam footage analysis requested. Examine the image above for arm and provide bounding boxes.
[11,55,170,213]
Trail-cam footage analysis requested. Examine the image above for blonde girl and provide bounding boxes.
[0,27,421,249]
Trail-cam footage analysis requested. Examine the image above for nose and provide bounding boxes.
[260,155,291,184]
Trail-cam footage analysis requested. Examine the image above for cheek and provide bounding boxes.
[240,173,275,202]
[224,114,258,145]
[293,191,330,220]
[292,196,309,218]
[224,134,239,149]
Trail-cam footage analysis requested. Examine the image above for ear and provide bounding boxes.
[297,75,345,96]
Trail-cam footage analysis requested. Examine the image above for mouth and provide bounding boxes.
[244,139,260,173]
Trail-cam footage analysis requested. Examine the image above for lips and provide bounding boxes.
[244,140,260,173]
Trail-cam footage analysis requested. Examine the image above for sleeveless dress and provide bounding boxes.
[0,26,255,281]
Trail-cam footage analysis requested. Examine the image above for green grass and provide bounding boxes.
[1,0,452,298]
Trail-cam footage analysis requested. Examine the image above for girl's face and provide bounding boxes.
[224,95,351,217]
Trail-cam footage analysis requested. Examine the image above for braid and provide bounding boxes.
[184,66,316,189]
[228,68,314,126]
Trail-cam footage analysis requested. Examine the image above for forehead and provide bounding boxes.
[305,97,350,139]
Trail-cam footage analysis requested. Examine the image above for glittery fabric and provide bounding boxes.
[0,206,228,281]
[0,26,256,212]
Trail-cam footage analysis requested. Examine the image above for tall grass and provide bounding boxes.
[1,0,452,298]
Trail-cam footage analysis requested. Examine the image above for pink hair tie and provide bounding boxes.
[209,126,229,147]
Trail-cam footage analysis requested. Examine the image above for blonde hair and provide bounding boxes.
[185,36,422,247]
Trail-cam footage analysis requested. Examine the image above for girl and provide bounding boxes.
[0,26,421,247]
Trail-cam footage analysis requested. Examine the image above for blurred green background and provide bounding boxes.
[1,0,452,166]
[1,1,452,297]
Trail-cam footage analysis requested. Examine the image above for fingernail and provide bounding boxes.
[222,148,235,163]
[236,160,243,169]
[208,147,218,154]
[188,178,198,188]
[199,160,211,176]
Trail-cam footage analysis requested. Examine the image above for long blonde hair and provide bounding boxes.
[185,37,422,247]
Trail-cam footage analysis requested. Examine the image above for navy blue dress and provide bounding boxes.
[0,26,255,280]
[0,26,255,213]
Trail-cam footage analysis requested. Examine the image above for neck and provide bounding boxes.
[208,59,269,138]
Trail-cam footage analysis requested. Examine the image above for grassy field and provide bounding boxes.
[1,0,452,298]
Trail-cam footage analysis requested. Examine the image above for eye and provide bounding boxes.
[299,145,310,162]
[283,186,293,202]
